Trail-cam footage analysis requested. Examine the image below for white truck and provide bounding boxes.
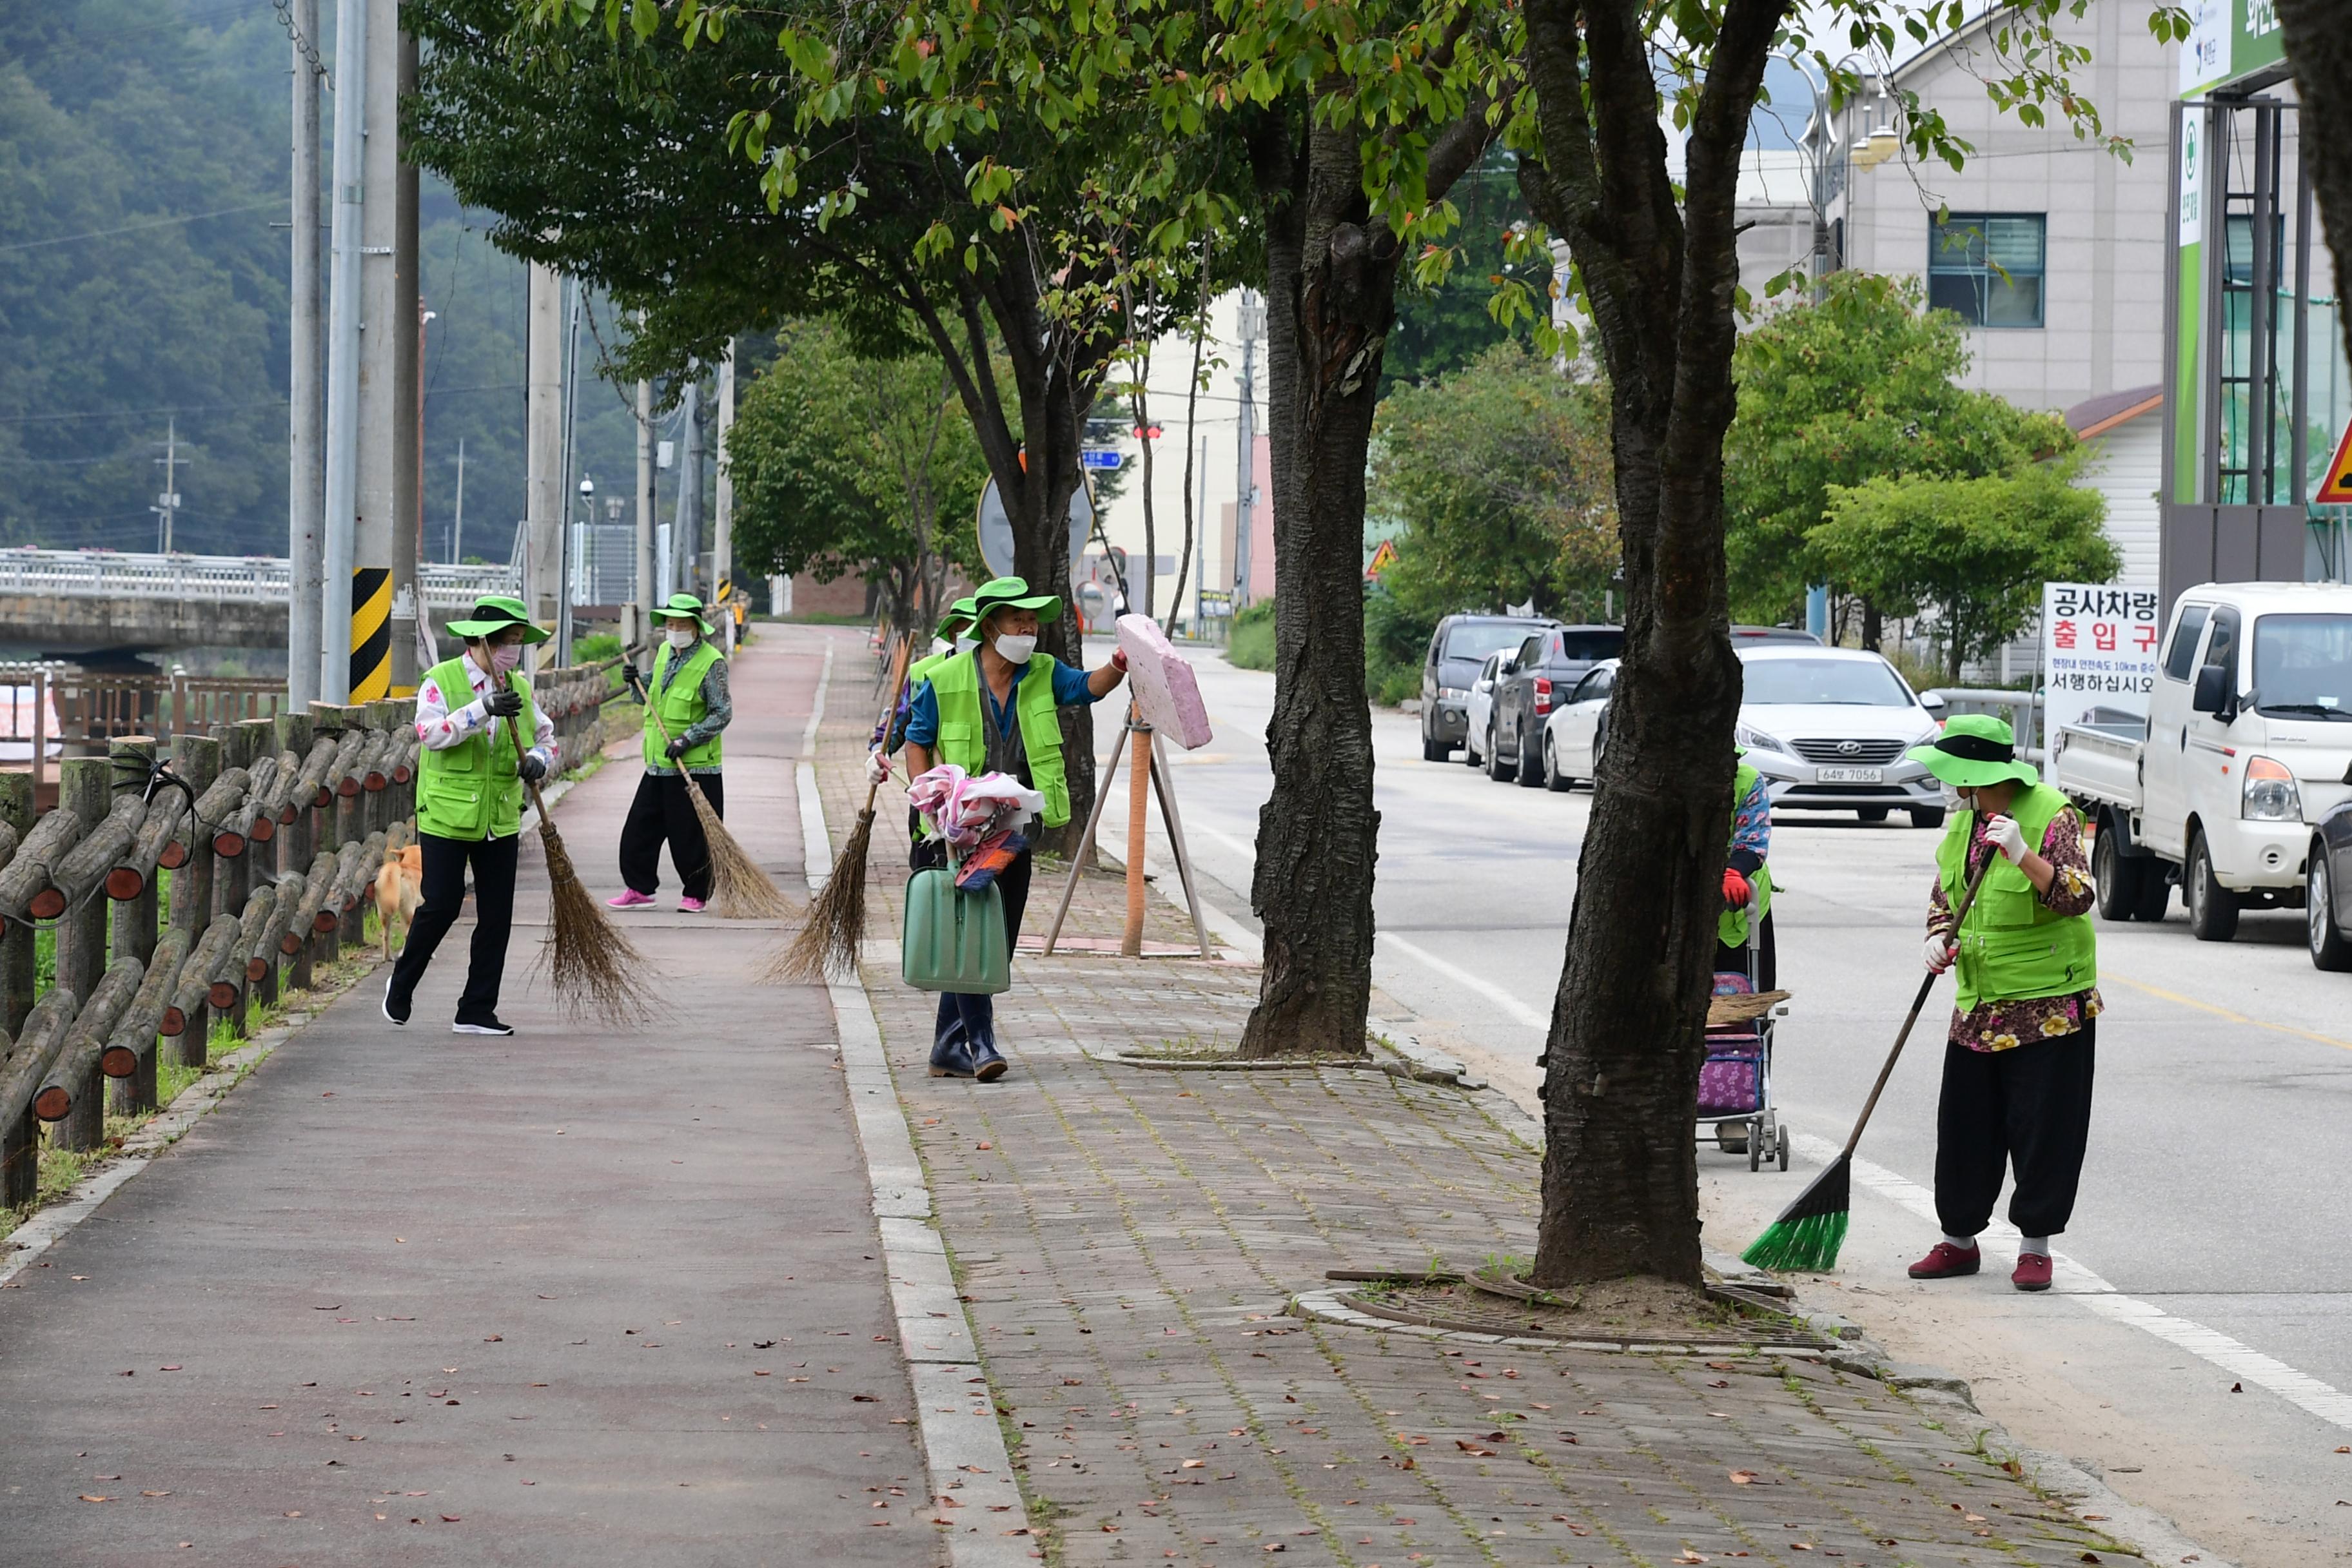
[2052,582,2352,941]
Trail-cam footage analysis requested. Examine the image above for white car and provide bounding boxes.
[1539,659,1616,789]
[1734,645,1949,826]
[1461,651,1505,769]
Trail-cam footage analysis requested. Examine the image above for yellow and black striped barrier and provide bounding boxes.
[349,566,391,702]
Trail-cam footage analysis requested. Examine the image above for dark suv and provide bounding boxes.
[1418,614,1556,761]
[1485,625,1626,786]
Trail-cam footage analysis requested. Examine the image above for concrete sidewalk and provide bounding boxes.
[807,633,2155,1568]
[0,636,937,1565]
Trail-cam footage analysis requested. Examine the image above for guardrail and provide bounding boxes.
[0,549,518,607]
[1925,687,2047,763]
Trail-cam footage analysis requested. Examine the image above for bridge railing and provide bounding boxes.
[0,549,518,607]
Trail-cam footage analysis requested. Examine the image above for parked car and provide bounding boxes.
[1540,658,1616,790]
[1462,652,1506,769]
[1485,625,1627,785]
[1420,614,1556,761]
[1732,625,1823,645]
[2055,582,2352,941]
[1733,645,1949,826]
[2309,797,2352,970]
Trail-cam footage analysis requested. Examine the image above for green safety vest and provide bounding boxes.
[892,649,956,754]
[643,638,723,771]
[1934,782,2097,1012]
[925,651,1071,828]
[415,656,539,842]
[1720,760,1774,948]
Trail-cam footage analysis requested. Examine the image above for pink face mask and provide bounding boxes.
[489,644,522,674]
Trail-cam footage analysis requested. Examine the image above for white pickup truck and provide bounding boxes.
[2052,582,2352,941]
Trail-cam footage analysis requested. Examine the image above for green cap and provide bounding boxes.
[970,576,1063,627]
[649,592,715,637]
[937,596,980,637]
[446,594,551,644]
[1905,713,2040,789]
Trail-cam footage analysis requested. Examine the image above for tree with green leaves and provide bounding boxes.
[1724,273,2070,639]
[1811,459,2118,682]
[727,321,988,634]
[1371,340,1616,623]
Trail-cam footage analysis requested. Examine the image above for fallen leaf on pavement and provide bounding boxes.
[142,1491,172,1498]
[1729,1470,1759,1484]
[441,1514,462,1522]
[283,1511,302,1518]
[1455,1441,1495,1456]
[79,1494,112,1503]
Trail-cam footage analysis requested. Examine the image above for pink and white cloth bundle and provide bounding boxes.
[908,765,1044,852]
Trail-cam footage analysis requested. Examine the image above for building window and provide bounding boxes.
[1926,213,2046,328]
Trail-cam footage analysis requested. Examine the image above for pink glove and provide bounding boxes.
[1923,933,1955,974]
[1984,814,2030,864]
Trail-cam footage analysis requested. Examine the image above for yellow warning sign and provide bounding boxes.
[2318,419,2352,505]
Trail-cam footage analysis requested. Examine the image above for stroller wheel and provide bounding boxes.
[1777,1127,1791,1171]
[1749,1126,1763,1171]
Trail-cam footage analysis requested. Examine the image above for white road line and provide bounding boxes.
[1377,931,1553,1032]
[1789,1130,2352,1433]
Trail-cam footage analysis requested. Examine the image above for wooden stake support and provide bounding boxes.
[1039,707,1213,959]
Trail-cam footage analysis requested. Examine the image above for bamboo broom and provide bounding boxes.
[632,670,794,920]
[1741,852,1996,1273]
[766,635,914,984]
[509,698,656,1023]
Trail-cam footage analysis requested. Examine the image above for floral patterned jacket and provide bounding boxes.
[1927,808,2102,1052]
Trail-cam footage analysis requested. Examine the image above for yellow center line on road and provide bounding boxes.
[2098,968,2352,1055]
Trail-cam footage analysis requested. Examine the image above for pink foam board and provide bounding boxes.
[1115,614,1214,750]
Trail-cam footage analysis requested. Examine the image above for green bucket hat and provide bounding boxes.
[649,592,714,637]
[446,594,551,644]
[937,596,980,638]
[970,576,1063,628]
[1906,713,2040,789]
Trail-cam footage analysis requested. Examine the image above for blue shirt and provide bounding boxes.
[903,652,1101,747]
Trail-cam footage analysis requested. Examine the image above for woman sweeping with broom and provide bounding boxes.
[385,595,558,1036]
[609,593,734,914]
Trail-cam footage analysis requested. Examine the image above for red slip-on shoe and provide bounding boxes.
[2012,1253,2053,1292]
[1907,1240,1982,1279]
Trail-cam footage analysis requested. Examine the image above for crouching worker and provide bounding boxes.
[386,596,557,1037]
[893,577,1126,1081]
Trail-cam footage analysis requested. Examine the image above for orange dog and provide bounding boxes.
[375,840,424,960]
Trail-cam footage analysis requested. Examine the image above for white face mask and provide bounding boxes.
[665,625,698,650]
[992,632,1038,665]
[1941,783,1964,810]
[955,635,979,654]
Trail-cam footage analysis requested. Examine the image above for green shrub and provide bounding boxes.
[573,632,623,664]
[1226,599,1276,671]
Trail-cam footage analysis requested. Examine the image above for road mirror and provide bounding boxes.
[2192,662,2231,715]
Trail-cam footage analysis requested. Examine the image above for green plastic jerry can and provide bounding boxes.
[901,868,1011,994]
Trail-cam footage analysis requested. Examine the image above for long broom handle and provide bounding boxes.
[1838,850,1997,1160]
[859,636,917,817]
[505,680,554,825]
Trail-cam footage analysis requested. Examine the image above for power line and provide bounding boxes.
[0,199,288,255]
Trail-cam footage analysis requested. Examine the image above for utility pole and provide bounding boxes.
[1232,291,1262,612]
[635,366,654,651]
[714,340,735,650]
[386,23,421,694]
[673,377,701,599]
[287,0,324,709]
[319,0,367,704]
[524,262,564,660]
[451,436,465,564]
[152,417,182,554]
[554,279,584,667]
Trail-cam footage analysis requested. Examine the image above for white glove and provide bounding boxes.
[1923,932,1955,974]
[865,748,892,785]
[1984,814,2030,864]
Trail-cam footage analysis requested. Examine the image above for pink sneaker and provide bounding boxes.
[678,896,706,914]
[607,888,656,909]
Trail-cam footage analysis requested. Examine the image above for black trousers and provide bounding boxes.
[619,770,723,901]
[1712,908,1776,992]
[1934,1018,2097,1240]
[389,830,520,1026]
[912,839,1033,1055]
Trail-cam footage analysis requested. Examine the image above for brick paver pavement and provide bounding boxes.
[814,632,2126,1568]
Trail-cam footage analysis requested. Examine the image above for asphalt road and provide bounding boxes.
[1097,639,2352,1568]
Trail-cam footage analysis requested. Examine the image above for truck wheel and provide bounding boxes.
[2186,831,2240,942]
[1908,807,1945,830]
[2310,846,2352,972]
[2092,824,2144,922]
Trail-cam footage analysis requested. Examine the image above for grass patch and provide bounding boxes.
[1225,598,1275,670]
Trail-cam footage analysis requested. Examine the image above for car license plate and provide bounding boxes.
[1815,766,1883,784]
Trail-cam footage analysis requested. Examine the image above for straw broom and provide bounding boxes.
[633,672,794,920]
[766,635,914,984]
[509,706,656,1023]
[1741,852,1997,1273]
